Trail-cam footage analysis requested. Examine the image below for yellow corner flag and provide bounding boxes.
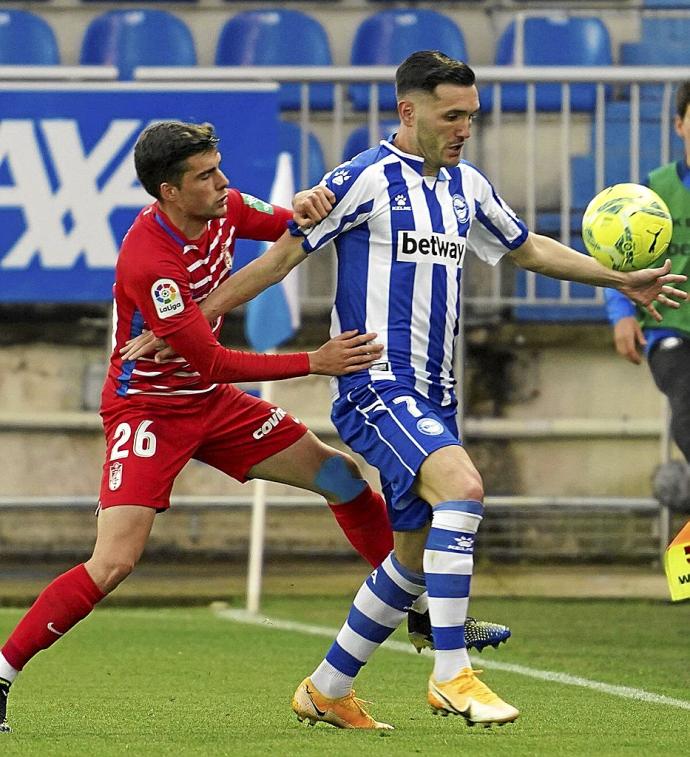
[664,520,690,602]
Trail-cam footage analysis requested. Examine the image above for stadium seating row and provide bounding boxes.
[2,8,689,109]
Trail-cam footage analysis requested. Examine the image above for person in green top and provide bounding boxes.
[605,80,690,462]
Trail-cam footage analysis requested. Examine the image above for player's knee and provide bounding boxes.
[88,555,137,594]
[463,472,485,503]
[435,470,484,505]
[314,453,367,504]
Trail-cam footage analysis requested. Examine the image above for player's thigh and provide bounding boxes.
[86,505,156,591]
[248,429,360,498]
[99,401,201,511]
[649,338,690,413]
[415,444,484,507]
[91,505,156,566]
[333,382,460,525]
[648,339,690,455]
[196,385,313,484]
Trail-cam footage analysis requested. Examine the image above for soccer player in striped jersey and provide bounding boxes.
[123,56,687,730]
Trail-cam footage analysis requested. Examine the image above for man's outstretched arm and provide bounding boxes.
[202,230,307,322]
[509,232,687,321]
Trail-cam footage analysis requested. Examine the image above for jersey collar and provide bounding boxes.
[153,204,207,250]
[381,135,452,181]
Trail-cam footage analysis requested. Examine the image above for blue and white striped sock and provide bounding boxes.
[311,552,426,698]
[424,499,483,683]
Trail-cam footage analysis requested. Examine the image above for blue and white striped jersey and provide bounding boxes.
[301,137,529,406]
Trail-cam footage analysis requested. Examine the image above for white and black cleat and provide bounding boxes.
[408,611,511,653]
[0,678,11,733]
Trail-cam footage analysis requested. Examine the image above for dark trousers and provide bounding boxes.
[649,336,690,462]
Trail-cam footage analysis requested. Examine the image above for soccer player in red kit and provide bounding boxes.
[0,121,393,732]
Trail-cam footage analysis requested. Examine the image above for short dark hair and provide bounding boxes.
[676,80,690,120]
[396,50,475,100]
[134,120,220,199]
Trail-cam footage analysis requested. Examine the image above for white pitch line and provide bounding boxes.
[216,607,690,712]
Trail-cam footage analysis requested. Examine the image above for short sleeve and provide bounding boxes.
[300,162,377,253]
[465,167,529,266]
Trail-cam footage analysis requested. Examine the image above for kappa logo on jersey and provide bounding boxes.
[417,417,444,436]
[448,535,474,552]
[331,169,351,186]
[452,194,470,223]
[108,461,123,491]
[151,278,185,319]
[0,118,148,270]
[392,193,412,211]
[397,230,466,268]
[240,193,274,215]
[252,406,288,439]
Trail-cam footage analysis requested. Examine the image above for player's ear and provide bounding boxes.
[673,114,684,138]
[160,182,177,202]
[398,98,415,127]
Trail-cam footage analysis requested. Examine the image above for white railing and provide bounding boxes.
[136,65,689,316]
[0,64,681,560]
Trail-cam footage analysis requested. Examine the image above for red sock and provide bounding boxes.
[2,564,105,671]
[329,486,393,567]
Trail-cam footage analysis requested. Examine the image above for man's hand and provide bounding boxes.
[120,330,174,362]
[618,259,688,322]
[293,186,336,228]
[308,330,384,376]
[613,316,646,365]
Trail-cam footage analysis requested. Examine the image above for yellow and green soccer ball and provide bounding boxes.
[581,182,673,271]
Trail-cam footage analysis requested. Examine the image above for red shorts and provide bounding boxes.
[98,384,308,511]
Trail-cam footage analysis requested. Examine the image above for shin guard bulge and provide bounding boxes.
[1,564,105,671]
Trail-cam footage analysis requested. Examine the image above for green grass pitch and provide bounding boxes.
[0,596,688,756]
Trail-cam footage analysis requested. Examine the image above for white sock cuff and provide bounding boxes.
[432,509,482,534]
[0,653,18,684]
[311,659,354,699]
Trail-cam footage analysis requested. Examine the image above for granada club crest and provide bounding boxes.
[108,461,123,491]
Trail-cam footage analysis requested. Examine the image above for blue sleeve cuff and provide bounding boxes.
[287,219,307,238]
[604,288,636,324]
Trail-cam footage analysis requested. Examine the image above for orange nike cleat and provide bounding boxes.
[291,677,393,730]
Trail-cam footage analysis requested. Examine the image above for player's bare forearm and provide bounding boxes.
[200,231,308,323]
[511,232,687,320]
[510,233,626,287]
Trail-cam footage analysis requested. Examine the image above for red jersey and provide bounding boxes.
[102,189,306,410]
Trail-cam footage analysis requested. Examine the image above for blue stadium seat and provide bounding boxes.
[639,15,690,44]
[619,42,690,101]
[349,10,467,111]
[342,121,398,162]
[621,16,690,101]
[536,101,679,234]
[215,10,333,110]
[642,0,690,6]
[80,10,196,81]
[484,16,612,112]
[278,121,326,188]
[0,10,59,64]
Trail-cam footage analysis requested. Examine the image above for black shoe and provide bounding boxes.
[0,678,11,733]
[407,609,511,653]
